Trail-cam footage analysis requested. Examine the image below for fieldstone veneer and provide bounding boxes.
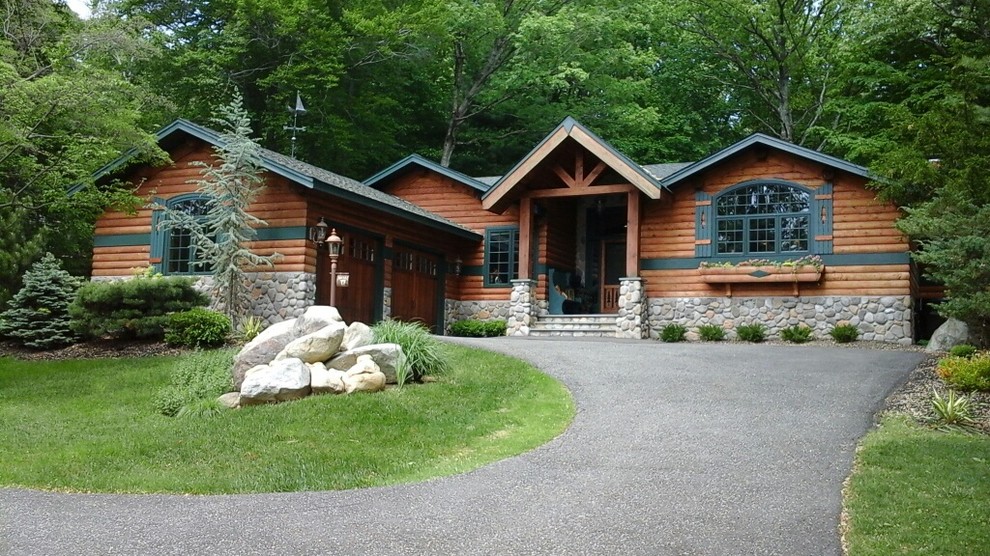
[616,277,646,339]
[507,279,537,336]
[646,295,913,344]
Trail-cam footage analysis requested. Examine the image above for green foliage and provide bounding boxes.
[69,276,208,340]
[830,324,859,344]
[780,325,813,344]
[937,354,990,392]
[949,344,978,359]
[735,323,766,343]
[236,316,265,344]
[697,324,726,341]
[930,389,977,431]
[0,253,82,349]
[449,319,507,337]
[164,308,231,348]
[372,320,450,381]
[153,348,235,417]
[659,323,687,342]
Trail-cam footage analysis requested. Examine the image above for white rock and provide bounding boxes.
[275,321,347,363]
[232,319,297,390]
[345,354,381,376]
[309,362,347,395]
[293,305,343,337]
[341,321,374,351]
[326,343,407,384]
[239,358,311,405]
[217,392,241,409]
[927,318,969,352]
[343,357,386,394]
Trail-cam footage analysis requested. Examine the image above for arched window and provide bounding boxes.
[715,182,811,255]
[161,196,212,275]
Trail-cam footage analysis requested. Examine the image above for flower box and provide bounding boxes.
[698,265,824,297]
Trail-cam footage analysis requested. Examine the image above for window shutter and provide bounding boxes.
[814,182,834,254]
[149,197,164,273]
[695,191,713,258]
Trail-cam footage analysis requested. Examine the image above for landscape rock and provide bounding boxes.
[343,355,386,393]
[310,362,347,395]
[239,357,311,405]
[292,305,343,337]
[275,321,347,363]
[341,321,374,352]
[217,392,241,409]
[926,318,970,352]
[326,343,407,384]
[232,318,297,390]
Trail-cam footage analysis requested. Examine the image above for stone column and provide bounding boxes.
[382,287,392,319]
[507,279,537,336]
[616,277,646,339]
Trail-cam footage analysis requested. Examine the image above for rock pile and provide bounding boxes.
[221,305,407,408]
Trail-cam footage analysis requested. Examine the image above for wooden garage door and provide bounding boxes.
[391,246,440,331]
[317,231,379,325]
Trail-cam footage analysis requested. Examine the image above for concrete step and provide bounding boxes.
[531,314,617,336]
[529,328,616,338]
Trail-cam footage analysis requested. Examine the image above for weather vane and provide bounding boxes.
[284,91,307,158]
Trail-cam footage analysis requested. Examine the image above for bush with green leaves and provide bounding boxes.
[830,324,860,343]
[0,253,82,350]
[697,324,726,341]
[70,276,208,340]
[659,323,687,342]
[780,325,813,344]
[449,319,507,337]
[153,348,236,417]
[235,316,265,343]
[930,388,977,431]
[949,344,978,359]
[937,353,990,392]
[736,323,766,343]
[165,307,231,348]
[372,319,450,381]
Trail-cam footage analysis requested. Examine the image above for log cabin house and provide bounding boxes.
[90,117,919,343]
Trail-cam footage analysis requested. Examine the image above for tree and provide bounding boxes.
[158,94,280,327]
[0,252,82,349]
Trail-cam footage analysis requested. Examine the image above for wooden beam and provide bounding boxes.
[482,127,569,211]
[551,164,576,188]
[570,127,662,199]
[581,161,607,188]
[575,150,584,186]
[626,190,640,277]
[519,197,532,280]
[526,183,636,199]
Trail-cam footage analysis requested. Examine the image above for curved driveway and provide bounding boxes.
[1,338,922,555]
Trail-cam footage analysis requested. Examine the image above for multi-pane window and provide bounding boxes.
[165,197,212,274]
[715,183,810,255]
[485,228,519,286]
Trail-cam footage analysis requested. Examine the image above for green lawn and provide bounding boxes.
[0,343,573,494]
[844,416,990,555]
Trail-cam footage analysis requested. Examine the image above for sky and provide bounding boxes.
[65,0,92,19]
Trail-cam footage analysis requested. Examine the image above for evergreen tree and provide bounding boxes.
[158,94,279,328]
[0,253,82,349]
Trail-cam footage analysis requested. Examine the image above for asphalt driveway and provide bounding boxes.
[0,339,922,555]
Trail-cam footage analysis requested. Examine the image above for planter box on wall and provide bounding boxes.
[699,266,824,297]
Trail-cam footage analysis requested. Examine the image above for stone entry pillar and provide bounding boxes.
[616,277,646,339]
[507,279,537,336]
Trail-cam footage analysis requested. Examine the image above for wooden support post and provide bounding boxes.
[519,196,532,280]
[626,190,640,277]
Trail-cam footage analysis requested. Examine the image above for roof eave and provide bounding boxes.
[365,154,489,195]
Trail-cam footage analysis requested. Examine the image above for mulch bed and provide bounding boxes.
[0,339,186,361]
[879,353,990,434]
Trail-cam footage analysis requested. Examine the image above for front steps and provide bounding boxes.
[529,314,617,337]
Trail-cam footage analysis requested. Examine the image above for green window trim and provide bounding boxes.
[484,226,519,287]
[152,193,214,276]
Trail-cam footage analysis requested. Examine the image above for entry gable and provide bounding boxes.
[481,117,664,212]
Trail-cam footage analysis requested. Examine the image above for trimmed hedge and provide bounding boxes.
[165,308,231,348]
[70,277,208,340]
[449,319,507,337]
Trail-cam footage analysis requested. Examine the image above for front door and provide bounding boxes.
[600,240,625,313]
[391,246,441,331]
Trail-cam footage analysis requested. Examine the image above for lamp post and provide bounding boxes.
[326,228,342,306]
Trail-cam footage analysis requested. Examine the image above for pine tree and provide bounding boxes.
[0,253,82,349]
[158,94,280,328]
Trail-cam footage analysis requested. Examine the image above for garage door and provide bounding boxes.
[391,246,440,331]
[317,231,380,325]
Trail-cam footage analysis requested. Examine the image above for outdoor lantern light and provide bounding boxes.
[309,217,329,244]
[327,228,343,306]
[326,228,343,258]
[453,257,463,276]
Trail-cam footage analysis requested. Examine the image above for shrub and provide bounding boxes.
[153,348,236,417]
[660,323,687,342]
[372,319,450,381]
[781,325,813,344]
[0,253,82,350]
[165,308,231,348]
[236,316,265,343]
[70,276,208,340]
[949,344,978,359]
[830,324,860,343]
[736,323,766,343]
[449,319,507,337]
[697,324,726,341]
[937,353,990,392]
[930,388,977,431]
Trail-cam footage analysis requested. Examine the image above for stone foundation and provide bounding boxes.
[382,287,392,319]
[646,295,913,344]
[616,277,646,339]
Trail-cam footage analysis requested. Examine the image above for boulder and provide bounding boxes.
[239,358,311,405]
[275,321,347,363]
[341,321,374,352]
[309,362,347,395]
[326,343,406,384]
[293,305,343,337]
[343,355,386,393]
[232,318,297,390]
[217,392,241,409]
[927,318,970,352]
